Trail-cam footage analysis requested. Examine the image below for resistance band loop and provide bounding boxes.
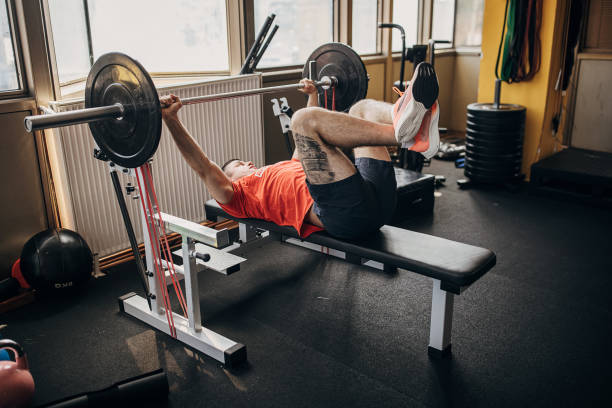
[136,167,176,337]
[143,164,188,317]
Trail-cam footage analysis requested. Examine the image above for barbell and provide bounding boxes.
[24,43,368,168]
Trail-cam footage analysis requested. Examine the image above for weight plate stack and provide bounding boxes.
[465,102,525,184]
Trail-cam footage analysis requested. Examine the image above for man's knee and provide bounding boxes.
[291,107,326,135]
[348,99,392,124]
[348,99,371,118]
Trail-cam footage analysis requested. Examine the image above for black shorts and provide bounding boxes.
[306,158,397,240]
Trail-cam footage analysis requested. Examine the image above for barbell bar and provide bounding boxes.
[22,43,368,168]
[24,76,335,133]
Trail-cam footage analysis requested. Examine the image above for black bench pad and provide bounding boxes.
[205,200,495,290]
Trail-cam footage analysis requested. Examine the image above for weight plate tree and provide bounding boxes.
[303,43,368,112]
[465,103,525,183]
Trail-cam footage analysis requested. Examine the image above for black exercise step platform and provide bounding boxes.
[393,167,435,221]
[530,148,612,207]
[205,200,495,293]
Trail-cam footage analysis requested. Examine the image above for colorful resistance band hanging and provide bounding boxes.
[135,163,188,338]
[495,0,542,83]
[323,87,336,111]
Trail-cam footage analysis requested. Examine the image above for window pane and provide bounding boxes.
[432,0,455,47]
[352,0,378,55]
[391,0,419,51]
[88,0,229,72]
[48,0,91,83]
[254,0,333,68]
[454,0,484,47]
[0,1,19,92]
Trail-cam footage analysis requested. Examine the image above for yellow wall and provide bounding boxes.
[450,54,481,131]
[478,0,564,178]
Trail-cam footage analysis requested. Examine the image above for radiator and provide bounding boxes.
[49,74,264,257]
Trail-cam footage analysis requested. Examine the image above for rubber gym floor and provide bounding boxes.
[3,159,611,408]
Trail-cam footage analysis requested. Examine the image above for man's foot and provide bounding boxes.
[402,100,440,159]
[391,62,439,144]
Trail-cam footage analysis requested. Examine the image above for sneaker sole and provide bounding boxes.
[421,103,441,159]
[395,63,439,144]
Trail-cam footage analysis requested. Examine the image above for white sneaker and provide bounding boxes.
[391,62,439,145]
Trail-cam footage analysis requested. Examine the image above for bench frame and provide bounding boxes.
[117,163,486,366]
[236,222,457,357]
[117,166,247,367]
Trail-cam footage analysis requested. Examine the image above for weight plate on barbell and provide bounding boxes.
[85,53,161,168]
[302,43,368,112]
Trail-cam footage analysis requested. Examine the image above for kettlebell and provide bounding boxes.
[0,339,35,408]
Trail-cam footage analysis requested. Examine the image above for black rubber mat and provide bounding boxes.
[3,160,611,407]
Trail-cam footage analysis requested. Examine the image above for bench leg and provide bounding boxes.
[428,279,454,358]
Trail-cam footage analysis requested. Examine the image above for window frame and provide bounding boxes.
[246,0,338,72]
[47,0,237,95]
[349,0,383,57]
[42,0,481,97]
[1,0,27,99]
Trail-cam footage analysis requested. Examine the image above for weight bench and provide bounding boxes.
[204,199,496,357]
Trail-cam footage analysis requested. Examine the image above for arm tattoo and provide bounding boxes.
[294,133,335,184]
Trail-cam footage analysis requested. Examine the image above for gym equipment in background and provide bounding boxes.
[241,13,279,75]
[303,43,368,113]
[495,0,542,84]
[378,23,449,172]
[0,229,93,301]
[458,80,525,188]
[25,45,381,367]
[0,339,35,408]
[20,229,93,292]
[40,368,168,408]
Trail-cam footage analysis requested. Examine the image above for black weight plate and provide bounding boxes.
[466,114,525,128]
[466,134,523,149]
[465,157,522,170]
[464,163,521,177]
[465,153,522,166]
[303,43,368,112]
[465,142,523,156]
[467,111,526,122]
[466,128,524,140]
[465,149,522,161]
[467,110,525,121]
[467,102,526,115]
[464,168,520,183]
[85,53,161,168]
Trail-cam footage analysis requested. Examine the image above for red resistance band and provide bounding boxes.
[136,164,188,338]
[323,87,336,111]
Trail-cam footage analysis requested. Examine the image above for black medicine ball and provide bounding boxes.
[20,228,93,292]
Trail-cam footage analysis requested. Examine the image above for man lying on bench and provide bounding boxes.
[161,64,496,358]
[160,62,440,240]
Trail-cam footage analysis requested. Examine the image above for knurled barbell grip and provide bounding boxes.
[167,76,336,107]
[24,103,124,132]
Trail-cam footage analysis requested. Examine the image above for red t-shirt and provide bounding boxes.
[218,159,323,238]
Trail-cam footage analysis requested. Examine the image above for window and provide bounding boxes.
[254,0,333,68]
[454,0,484,47]
[431,0,455,47]
[0,0,20,93]
[352,0,379,55]
[48,0,229,85]
[392,0,419,51]
[48,0,90,84]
